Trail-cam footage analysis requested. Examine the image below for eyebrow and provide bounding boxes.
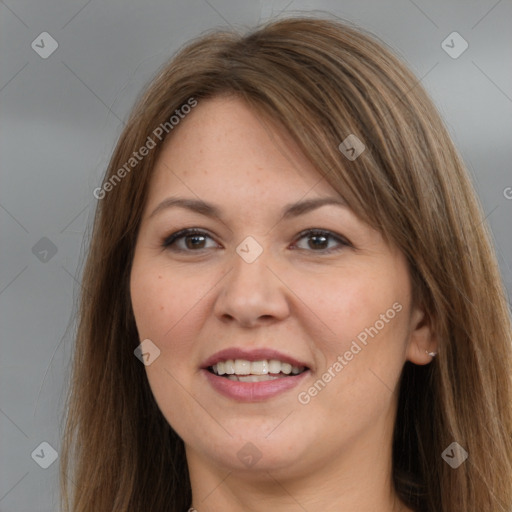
[149,196,347,221]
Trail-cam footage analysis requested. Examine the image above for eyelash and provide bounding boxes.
[161,228,351,254]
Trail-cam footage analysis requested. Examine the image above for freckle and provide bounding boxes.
[160,305,164,311]
[158,275,162,279]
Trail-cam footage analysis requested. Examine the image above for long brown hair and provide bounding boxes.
[61,17,512,512]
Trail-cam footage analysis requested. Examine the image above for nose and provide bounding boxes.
[213,247,291,328]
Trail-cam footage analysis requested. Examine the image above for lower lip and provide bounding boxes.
[202,369,310,402]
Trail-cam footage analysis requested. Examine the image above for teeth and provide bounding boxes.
[268,359,281,374]
[281,362,292,375]
[228,374,281,382]
[234,360,251,375]
[224,360,235,374]
[250,360,268,375]
[211,359,306,377]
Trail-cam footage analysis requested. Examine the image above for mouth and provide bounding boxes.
[201,348,311,402]
[207,359,308,382]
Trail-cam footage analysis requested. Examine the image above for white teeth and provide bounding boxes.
[250,360,268,375]
[280,362,292,375]
[216,361,226,375]
[224,360,235,374]
[234,359,251,375]
[229,374,281,382]
[268,359,281,374]
[211,359,306,377]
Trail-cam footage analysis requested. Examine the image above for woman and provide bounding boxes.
[61,17,512,512]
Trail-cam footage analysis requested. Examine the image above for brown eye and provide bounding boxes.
[184,234,207,249]
[162,229,218,252]
[293,229,350,253]
[307,233,329,250]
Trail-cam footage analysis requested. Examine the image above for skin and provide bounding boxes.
[130,95,436,512]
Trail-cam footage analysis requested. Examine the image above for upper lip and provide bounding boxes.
[201,348,310,369]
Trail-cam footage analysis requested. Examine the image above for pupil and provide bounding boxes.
[310,235,327,249]
[186,235,205,249]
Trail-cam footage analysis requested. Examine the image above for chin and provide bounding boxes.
[190,422,318,475]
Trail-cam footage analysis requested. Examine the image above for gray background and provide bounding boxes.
[1,0,511,510]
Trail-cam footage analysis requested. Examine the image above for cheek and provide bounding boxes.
[130,257,223,367]
[130,259,204,427]
[292,264,409,356]
[131,260,195,339]
[130,267,169,339]
[294,263,411,411]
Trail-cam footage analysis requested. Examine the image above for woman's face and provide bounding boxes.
[130,95,433,481]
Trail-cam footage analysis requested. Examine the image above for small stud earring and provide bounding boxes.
[426,350,437,357]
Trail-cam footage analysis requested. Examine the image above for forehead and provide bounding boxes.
[145,96,341,210]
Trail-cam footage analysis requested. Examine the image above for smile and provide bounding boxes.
[201,348,311,401]
[209,359,307,381]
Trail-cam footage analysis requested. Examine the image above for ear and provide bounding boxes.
[405,305,438,365]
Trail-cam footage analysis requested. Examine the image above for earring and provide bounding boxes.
[426,350,437,357]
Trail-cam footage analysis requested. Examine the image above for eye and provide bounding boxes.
[292,229,350,253]
[161,228,351,254]
[162,228,219,252]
